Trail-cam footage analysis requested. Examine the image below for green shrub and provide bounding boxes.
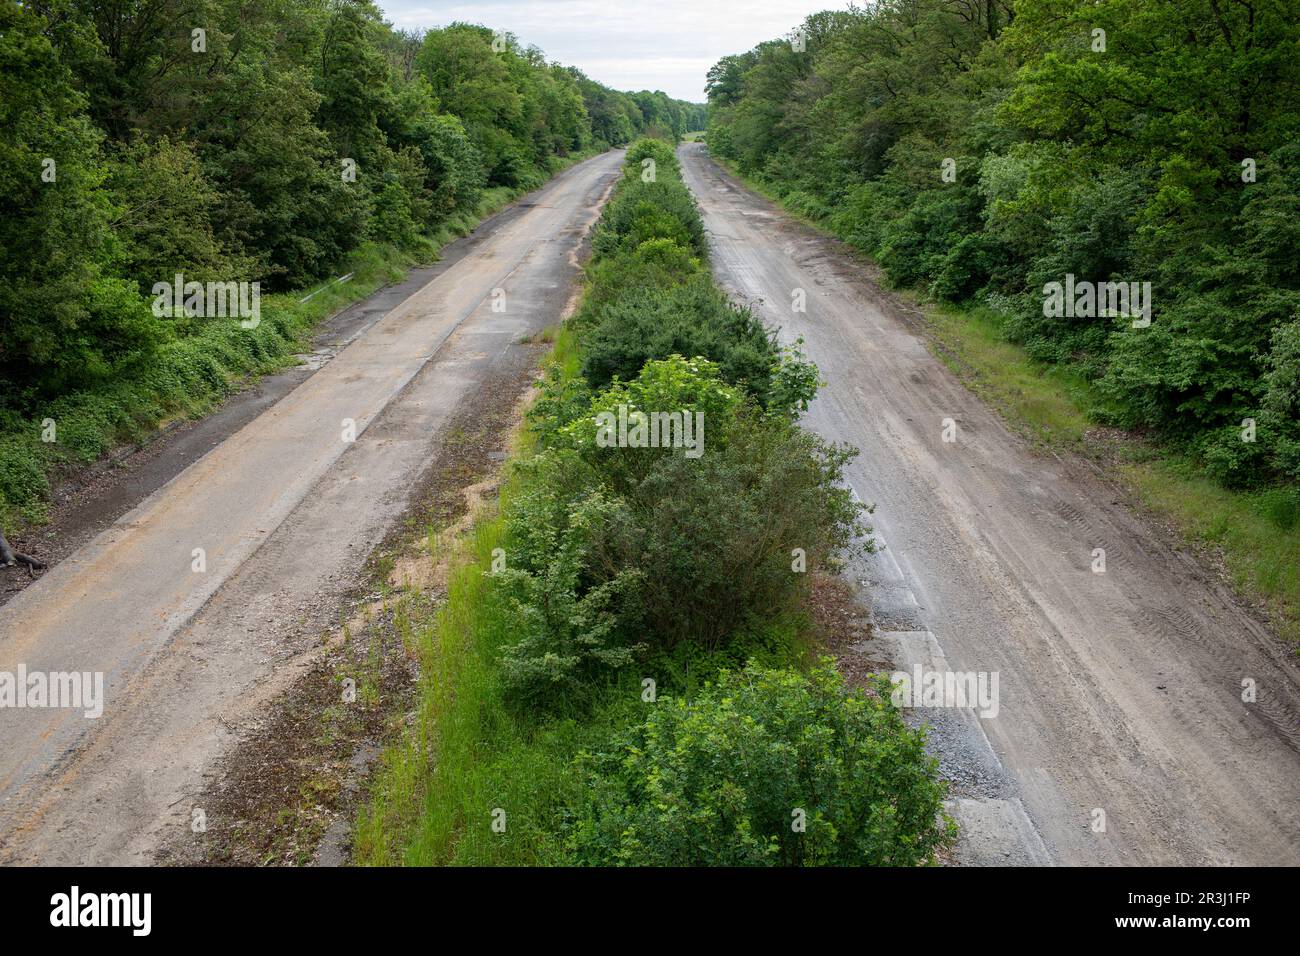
[502,358,867,708]
[781,189,834,222]
[369,181,421,247]
[929,233,1003,302]
[876,187,984,289]
[569,660,953,866]
[627,412,866,649]
[1199,424,1273,489]
[577,239,702,316]
[495,487,646,714]
[591,179,706,259]
[0,437,49,528]
[580,278,775,397]
[1260,319,1300,482]
[624,138,679,179]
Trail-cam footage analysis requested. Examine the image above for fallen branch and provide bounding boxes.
[0,531,46,578]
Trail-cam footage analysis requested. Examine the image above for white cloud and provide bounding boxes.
[375,0,844,100]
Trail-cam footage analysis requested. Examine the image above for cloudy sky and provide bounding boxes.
[374,1,844,101]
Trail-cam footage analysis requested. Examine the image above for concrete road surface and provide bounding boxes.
[679,142,1300,866]
[0,149,624,864]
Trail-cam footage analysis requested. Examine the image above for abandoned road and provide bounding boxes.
[0,149,624,864]
[679,142,1300,865]
[4,138,1296,868]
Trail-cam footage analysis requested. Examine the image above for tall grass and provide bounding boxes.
[352,409,637,866]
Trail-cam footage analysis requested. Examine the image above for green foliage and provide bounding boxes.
[105,136,252,289]
[507,353,864,706]
[501,147,865,711]
[624,137,679,174]
[368,180,421,247]
[569,660,952,866]
[592,179,707,259]
[1261,319,1300,482]
[0,2,703,527]
[578,239,702,315]
[579,279,775,398]
[706,0,1300,491]
[412,112,485,223]
[496,487,645,714]
[0,0,115,400]
[577,138,820,417]
[357,134,934,870]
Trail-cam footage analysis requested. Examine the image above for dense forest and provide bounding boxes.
[706,0,1300,490]
[0,0,702,527]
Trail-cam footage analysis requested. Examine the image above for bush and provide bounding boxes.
[369,181,421,246]
[1199,425,1274,489]
[495,487,645,714]
[929,233,1003,302]
[624,138,679,179]
[1257,487,1300,532]
[876,186,984,289]
[569,660,953,866]
[503,357,866,705]
[591,178,706,259]
[577,239,703,316]
[0,437,49,527]
[580,278,776,399]
[628,412,866,649]
[545,355,858,645]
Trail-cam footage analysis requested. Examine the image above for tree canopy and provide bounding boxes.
[0,0,702,410]
[707,0,1300,487]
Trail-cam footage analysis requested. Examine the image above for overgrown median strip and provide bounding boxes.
[354,139,953,867]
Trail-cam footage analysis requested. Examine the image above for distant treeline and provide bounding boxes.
[706,0,1300,488]
[0,0,704,411]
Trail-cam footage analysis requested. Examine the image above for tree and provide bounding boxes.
[0,0,138,402]
[705,0,1300,489]
[0,1,706,529]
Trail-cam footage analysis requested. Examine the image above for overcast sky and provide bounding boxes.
[374,1,845,102]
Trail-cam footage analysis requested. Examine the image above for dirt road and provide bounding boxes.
[679,142,1300,865]
[0,149,624,864]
